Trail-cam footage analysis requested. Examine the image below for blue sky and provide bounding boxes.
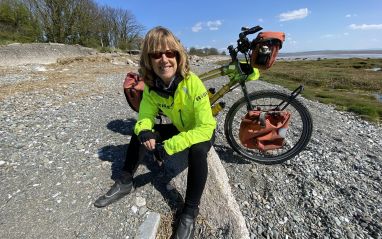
[94,0,382,53]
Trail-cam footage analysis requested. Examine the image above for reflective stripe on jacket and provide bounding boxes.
[134,72,217,155]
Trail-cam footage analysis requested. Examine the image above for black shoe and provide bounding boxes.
[174,207,199,239]
[94,180,133,208]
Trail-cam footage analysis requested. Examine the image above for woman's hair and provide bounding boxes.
[139,26,190,87]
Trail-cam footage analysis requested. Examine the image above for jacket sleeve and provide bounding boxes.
[163,74,216,155]
[134,87,159,135]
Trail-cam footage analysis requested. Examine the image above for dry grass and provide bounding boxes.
[155,212,215,239]
[156,212,176,239]
[0,54,137,101]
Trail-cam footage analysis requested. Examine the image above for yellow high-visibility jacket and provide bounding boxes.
[134,72,216,155]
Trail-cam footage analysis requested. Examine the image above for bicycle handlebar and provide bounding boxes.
[228,25,263,61]
[239,25,263,39]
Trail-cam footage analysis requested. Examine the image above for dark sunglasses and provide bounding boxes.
[149,50,177,59]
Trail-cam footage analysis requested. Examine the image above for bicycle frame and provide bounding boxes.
[198,60,255,107]
[198,57,304,113]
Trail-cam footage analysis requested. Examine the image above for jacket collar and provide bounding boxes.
[150,75,183,98]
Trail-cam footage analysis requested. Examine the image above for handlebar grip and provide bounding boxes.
[246,26,263,35]
[240,25,263,39]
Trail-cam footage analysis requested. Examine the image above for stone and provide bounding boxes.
[163,148,250,238]
[136,212,160,239]
[135,197,146,207]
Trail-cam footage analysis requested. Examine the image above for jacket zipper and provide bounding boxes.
[178,109,185,127]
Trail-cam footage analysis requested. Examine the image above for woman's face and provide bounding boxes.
[150,46,178,85]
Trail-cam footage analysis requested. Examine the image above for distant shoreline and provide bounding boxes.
[278,50,382,59]
[280,49,382,56]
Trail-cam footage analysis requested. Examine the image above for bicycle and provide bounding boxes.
[196,25,313,164]
[123,25,313,165]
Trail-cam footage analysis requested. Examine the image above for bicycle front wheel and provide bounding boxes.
[224,90,313,164]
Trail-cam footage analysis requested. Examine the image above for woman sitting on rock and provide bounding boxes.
[94,26,216,238]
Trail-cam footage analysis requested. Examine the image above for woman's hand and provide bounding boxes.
[143,138,156,151]
[138,130,158,151]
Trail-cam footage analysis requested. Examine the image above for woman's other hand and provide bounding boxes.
[137,130,158,151]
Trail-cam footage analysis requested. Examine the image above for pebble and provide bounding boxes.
[334,217,341,226]
[138,206,148,216]
[131,206,138,214]
[0,160,6,166]
[135,197,146,207]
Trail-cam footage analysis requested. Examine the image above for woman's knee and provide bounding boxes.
[189,141,211,159]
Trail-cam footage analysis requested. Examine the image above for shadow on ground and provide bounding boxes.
[213,144,252,165]
[98,118,190,237]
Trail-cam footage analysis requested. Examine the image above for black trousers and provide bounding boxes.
[122,124,214,209]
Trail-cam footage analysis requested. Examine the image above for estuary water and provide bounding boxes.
[278,53,382,60]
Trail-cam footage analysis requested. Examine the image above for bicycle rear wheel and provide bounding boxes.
[224,90,313,164]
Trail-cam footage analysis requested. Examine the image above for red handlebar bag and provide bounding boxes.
[239,110,291,151]
[250,32,285,70]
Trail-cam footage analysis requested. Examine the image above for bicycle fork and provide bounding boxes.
[239,80,254,111]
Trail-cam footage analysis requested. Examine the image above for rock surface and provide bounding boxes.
[157,147,249,238]
[0,44,381,239]
[0,43,97,66]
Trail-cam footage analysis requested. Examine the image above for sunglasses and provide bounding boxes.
[149,50,177,59]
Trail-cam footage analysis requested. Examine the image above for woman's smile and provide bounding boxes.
[151,48,178,85]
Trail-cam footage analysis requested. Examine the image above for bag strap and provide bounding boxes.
[259,112,267,128]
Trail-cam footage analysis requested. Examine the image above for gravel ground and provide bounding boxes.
[0,51,381,239]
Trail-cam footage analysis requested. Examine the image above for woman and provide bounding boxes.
[94,26,216,238]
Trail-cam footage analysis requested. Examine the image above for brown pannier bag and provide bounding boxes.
[123,72,145,112]
[250,32,285,70]
[239,110,291,151]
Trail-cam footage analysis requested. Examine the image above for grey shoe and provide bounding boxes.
[174,207,199,239]
[175,214,196,239]
[94,180,133,208]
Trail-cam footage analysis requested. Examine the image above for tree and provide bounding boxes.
[0,0,41,43]
[188,47,221,56]
[1,0,144,49]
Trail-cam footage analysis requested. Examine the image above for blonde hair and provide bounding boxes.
[139,26,189,87]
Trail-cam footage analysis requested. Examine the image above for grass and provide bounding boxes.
[245,58,382,123]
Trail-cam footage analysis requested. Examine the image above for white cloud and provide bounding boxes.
[349,24,382,30]
[321,34,335,39]
[258,18,264,23]
[345,14,357,18]
[192,20,222,32]
[192,22,203,32]
[207,20,222,30]
[278,8,309,22]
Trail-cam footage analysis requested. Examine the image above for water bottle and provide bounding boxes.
[212,102,226,116]
[260,45,271,54]
[256,45,271,65]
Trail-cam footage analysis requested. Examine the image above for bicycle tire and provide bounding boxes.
[224,90,313,164]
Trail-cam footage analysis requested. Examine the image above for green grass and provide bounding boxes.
[260,58,382,123]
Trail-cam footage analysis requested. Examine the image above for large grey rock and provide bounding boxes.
[164,147,250,238]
